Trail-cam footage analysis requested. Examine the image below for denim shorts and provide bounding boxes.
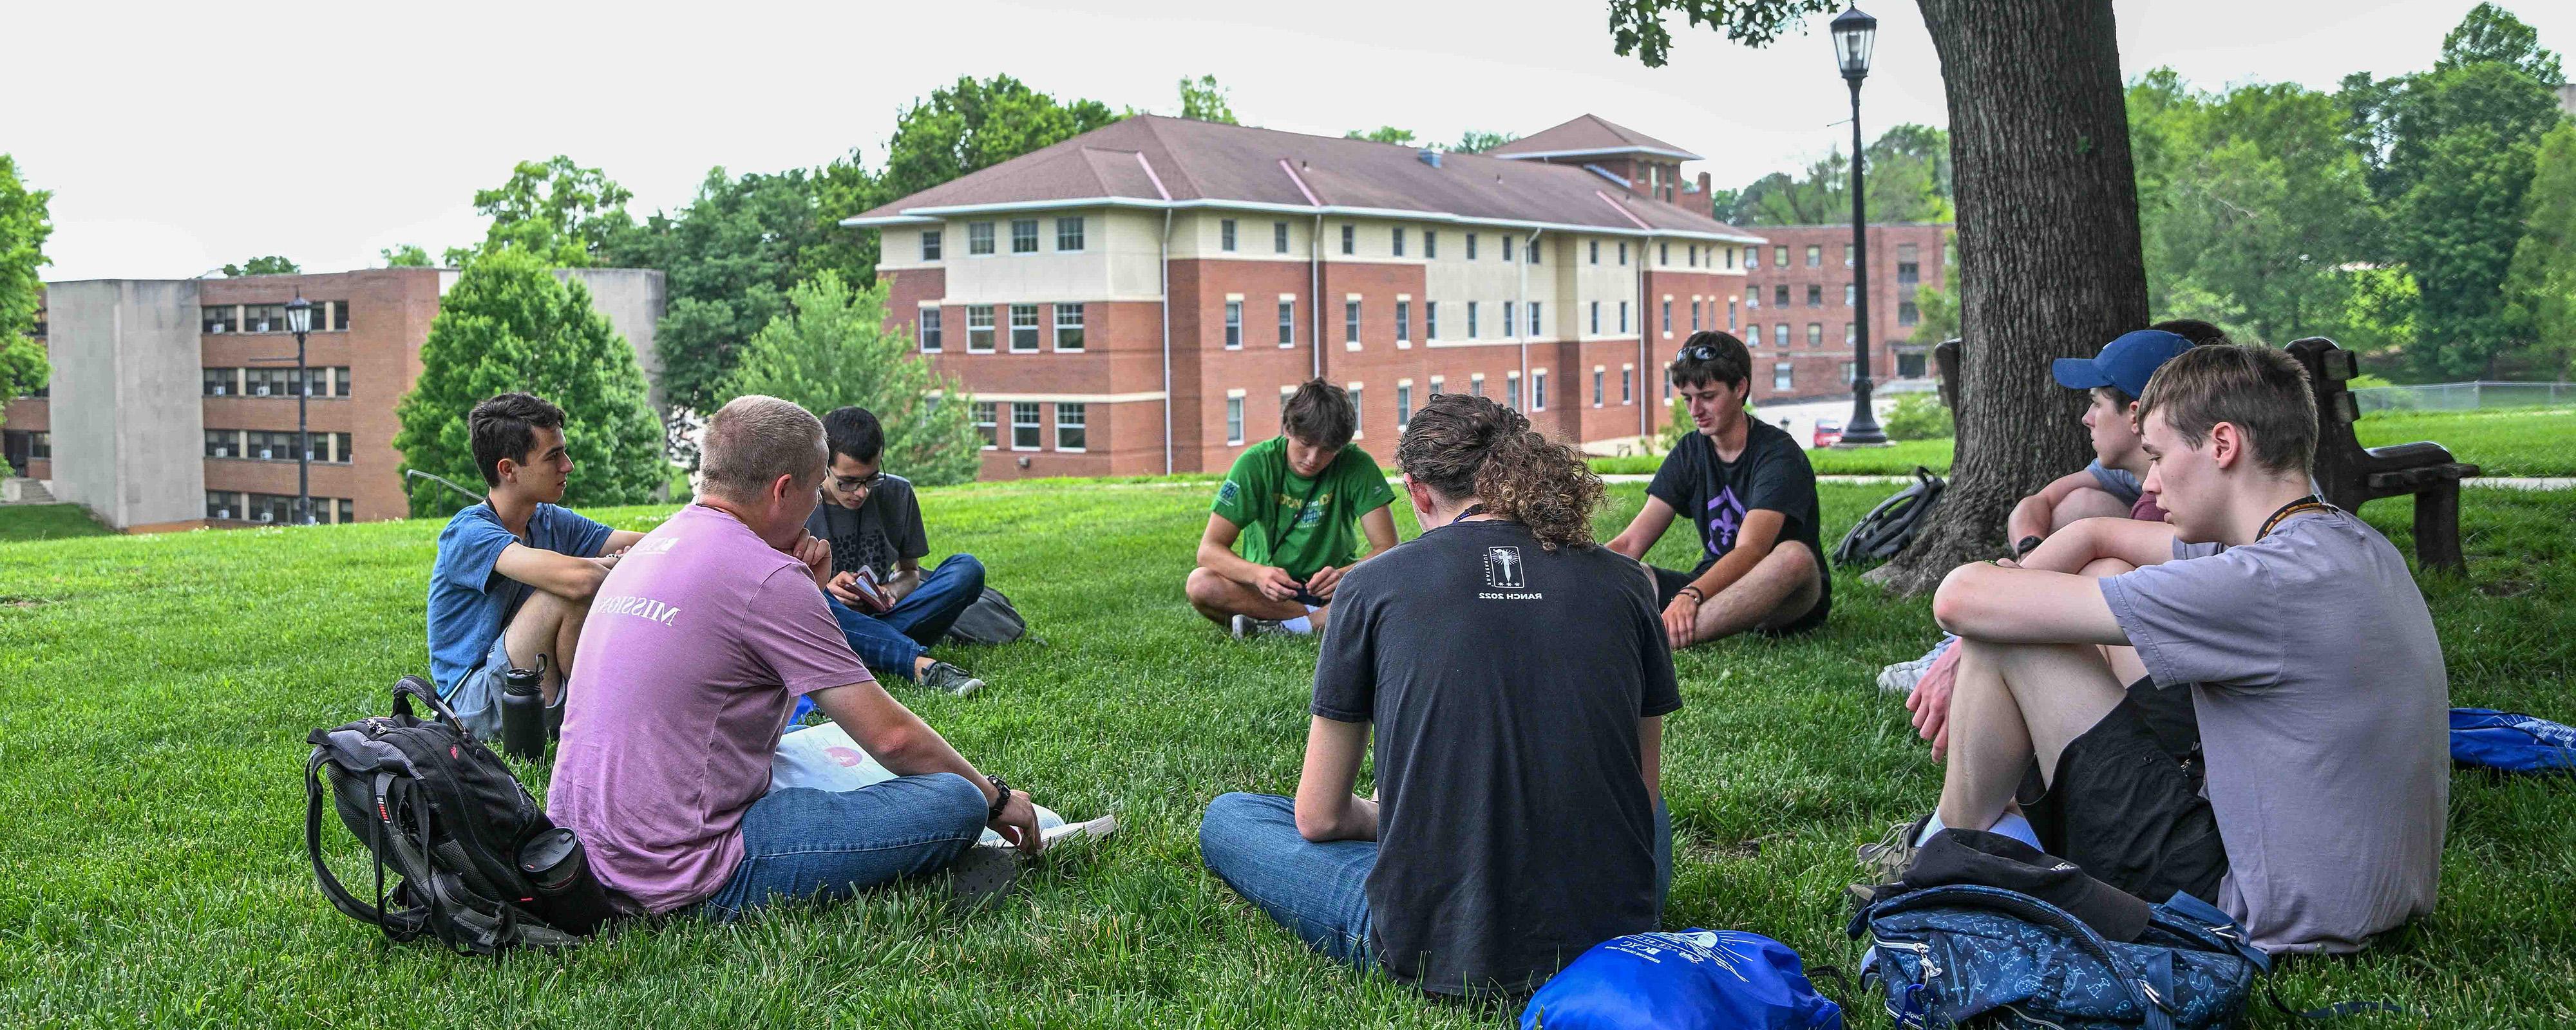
[444,634,559,741]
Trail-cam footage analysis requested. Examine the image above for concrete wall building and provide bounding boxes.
[7,266,663,531]
[846,114,1766,478]
[1737,222,1949,402]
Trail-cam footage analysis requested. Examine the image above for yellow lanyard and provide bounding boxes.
[2259,495,2333,540]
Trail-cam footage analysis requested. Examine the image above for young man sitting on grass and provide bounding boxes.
[804,406,988,698]
[1186,379,1399,639]
[1199,393,1677,996]
[426,393,646,741]
[1607,332,1831,648]
[2003,324,2210,551]
[549,395,1043,919]
[1903,345,2447,953]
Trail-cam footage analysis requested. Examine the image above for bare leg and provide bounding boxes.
[2050,487,2130,530]
[1185,567,1317,626]
[503,590,588,706]
[2078,557,2148,686]
[1687,541,1823,645]
[1935,639,2128,834]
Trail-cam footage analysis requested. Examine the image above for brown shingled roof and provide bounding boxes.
[848,115,1757,243]
[1486,115,1703,162]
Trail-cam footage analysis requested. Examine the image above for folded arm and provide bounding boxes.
[1931,561,2129,646]
[493,543,616,603]
[1293,715,1378,843]
[2005,470,2101,544]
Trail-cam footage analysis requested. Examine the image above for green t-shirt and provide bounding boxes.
[1211,437,1397,581]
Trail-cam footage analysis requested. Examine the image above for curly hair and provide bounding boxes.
[1394,392,1605,551]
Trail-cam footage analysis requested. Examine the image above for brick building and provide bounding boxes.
[1736,222,1949,401]
[844,115,1766,478]
[6,267,663,531]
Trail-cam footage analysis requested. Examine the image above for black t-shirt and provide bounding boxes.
[802,474,929,581]
[1644,419,1830,617]
[1311,519,1681,996]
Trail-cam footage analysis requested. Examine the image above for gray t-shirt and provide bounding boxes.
[2084,459,2143,507]
[2099,510,2448,953]
[802,474,929,582]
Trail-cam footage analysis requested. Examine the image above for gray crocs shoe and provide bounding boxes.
[946,842,1025,913]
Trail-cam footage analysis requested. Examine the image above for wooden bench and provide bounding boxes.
[2286,337,2477,573]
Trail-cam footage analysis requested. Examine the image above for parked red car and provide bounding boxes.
[1812,419,1844,448]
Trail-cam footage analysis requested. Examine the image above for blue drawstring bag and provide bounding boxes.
[2452,707,2576,773]
[1520,929,1843,1030]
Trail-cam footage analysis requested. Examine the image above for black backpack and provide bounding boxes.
[1835,466,1946,567]
[943,586,1030,646]
[305,676,629,955]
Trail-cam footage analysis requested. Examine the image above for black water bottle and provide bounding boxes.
[498,653,549,761]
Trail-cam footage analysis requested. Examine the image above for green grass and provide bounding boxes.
[3,482,2573,1027]
[0,503,111,543]
[1591,408,2576,478]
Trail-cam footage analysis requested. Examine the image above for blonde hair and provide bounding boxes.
[2134,345,2316,475]
[699,395,826,500]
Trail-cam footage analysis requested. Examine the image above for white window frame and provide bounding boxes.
[1593,366,1605,407]
[1054,402,1087,452]
[1056,216,1085,252]
[1220,219,1238,252]
[1502,301,1515,339]
[972,400,998,449]
[1341,224,1355,255]
[1532,369,1547,412]
[1278,295,1296,348]
[1274,221,1290,254]
[1397,379,1414,429]
[1225,299,1244,350]
[1430,374,1446,396]
[1010,401,1042,451]
[1466,301,1480,338]
[1774,362,1794,391]
[1344,297,1361,350]
[1470,373,1486,398]
[1011,219,1039,254]
[1391,227,1405,257]
[1053,303,1084,351]
[1425,301,1439,341]
[1589,301,1600,335]
[1226,391,1246,445]
[1506,370,1522,411]
[1424,230,1437,259]
[922,230,942,261]
[968,222,994,256]
[1529,301,1542,337]
[967,304,996,353]
[918,306,943,352]
[1347,382,1365,439]
[1663,299,1673,337]
[1009,304,1041,353]
[1395,297,1411,346]
[1623,363,1635,405]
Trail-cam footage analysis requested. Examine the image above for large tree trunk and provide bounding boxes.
[1868,0,2150,595]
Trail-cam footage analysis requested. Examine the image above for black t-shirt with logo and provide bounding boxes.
[1310,518,1681,996]
[1644,419,1830,617]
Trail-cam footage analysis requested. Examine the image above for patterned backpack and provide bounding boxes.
[1849,885,2266,1029]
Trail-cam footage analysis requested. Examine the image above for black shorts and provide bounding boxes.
[1651,563,1831,637]
[2018,688,2226,906]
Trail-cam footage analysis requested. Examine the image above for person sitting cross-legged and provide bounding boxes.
[1198,393,1678,997]
[806,405,989,698]
[1905,345,2447,954]
[1186,379,1399,639]
[547,395,1045,919]
[1607,331,1831,649]
[426,392,647,741]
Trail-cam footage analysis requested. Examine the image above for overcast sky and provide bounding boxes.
[7,0,2566,282]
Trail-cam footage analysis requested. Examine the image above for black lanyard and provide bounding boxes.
[2258,494,2331,541]
[1268,471,1329,557]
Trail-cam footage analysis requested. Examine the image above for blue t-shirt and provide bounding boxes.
[426,503,612,695]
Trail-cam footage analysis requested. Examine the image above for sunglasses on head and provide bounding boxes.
[1678,344,1722,362]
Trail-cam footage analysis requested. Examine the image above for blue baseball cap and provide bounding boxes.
[2053,330,2193,399]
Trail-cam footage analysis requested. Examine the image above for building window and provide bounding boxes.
[1425,231,1437,259]
[1774,324,1790,348]
[1056,217,1084,252]
[1529,239,1541,265]
[918,308,943,352]
[1899,301,1920,326]
[204,305,238,333]
[1845,360,1859,384]
[1589,239,1600,265]
[1774,285,1790,308]
[973,401,997,449]
[1470,373,1486,398]
[1898,243,1922,288]
[1774,362,1794,391]
[1466,233,1479,260]
[1618,241,1629,265]
[1055,403,1087,451]
[1846,283,1857,306]
[1344,300,1361,345]
[1528,301,1542,336]
[1727,247,1737,269]
[205,491,242,521]
[1054,303,1084,350]
[1397,383,1413,429]
[204,429,238,458]
[1728,299,1738,330]
[1692,299,1701,332]
[1689,245,1698,267]
[1274,221,1290,253]
[969,222,995,255]
[1747,324,1761,347]
[1846,321,1857,344]
[337,498,355,525]
[967,305,996,352]
[1341,224,1355,255]
[1624,367,1635,404]
[1467,301,1480,338]
[1010,304,1040,352]
[244,303,289,333]
[1392,227,1406,257]
[1806,245,1822,268]
[1430,375,1445,395]
[1349,386,1363,437]
[1226,397,1245,445]
[921,230,942,261]
[1774,245,1788,267]
[1808,323,1823,346]
[333,301,354,332]
[1395,300,1410,343]
[1532,370,1547,411]
[1221,219,1238,252]
[1011,219,1039,254]
[1589,301,1600,335]
[1278,301,1295,346]
[1502,236,1514,263]
[1845,244,1857,267]
[1659,242,1669,265]
[243,368,290,397]
[1226,301,1244,350]
[202,368,236,396]
[1593,368,1605,407]
[324,432,353,463]
[1747,285,1761,308]
[1502,301,1515,337]
[1506,371,1522,411]
[1744,246,1758,269]
[245,431,291,460]
[1662,300,1672,335]
[1617,301,1627,334]
[1425,301,1439,340]
[1807,285,1823,308]
[1011,402,1041,450]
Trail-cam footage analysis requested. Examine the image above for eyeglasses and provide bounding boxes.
[833,471,886,492]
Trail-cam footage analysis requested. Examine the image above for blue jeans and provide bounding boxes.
[1195,792,1674,973]
[828,554,987,681]
[696,772,990,920]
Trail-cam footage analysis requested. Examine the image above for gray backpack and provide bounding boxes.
[943,587,1028,646]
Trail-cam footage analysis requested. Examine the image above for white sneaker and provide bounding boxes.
[1230,614,1282,639]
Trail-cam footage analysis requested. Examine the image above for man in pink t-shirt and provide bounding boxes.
[548,395,1044,917]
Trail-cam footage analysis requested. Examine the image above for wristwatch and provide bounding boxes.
[2014,535,2045,560]
[985,773,1012,821]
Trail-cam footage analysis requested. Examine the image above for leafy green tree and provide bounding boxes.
[618,167,832,416]
[876,75,1121,205]
[1882,391,1955,440]
[1453,130,1520,154]
[2387,59,2561,378]
[1345,126,1418,145]
[1179,75,1238,124]
[0,155,52,421]
[2503,124,2576,380]
[2436,2,2563,83]
[444,156,643,268]
[380,245,433,267]
[1910,283,1958,344]
[716,272,981,487]
[393,248,665,516]
[1722,125,1951,225]
[222,256,300,276]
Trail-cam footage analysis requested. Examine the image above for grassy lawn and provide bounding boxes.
[1591,407,2576,478]
[0,503,111,543]
[3,480,2573,1027]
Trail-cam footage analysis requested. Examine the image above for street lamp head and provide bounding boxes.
[1831,6,1878,80]
[285,294,313,335]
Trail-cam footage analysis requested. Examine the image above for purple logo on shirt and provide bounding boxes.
[1705,487,1746,556]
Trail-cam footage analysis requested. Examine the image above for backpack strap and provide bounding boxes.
[306,750,388,928]
[391,675,471,737]
[2268,984,2405,1021]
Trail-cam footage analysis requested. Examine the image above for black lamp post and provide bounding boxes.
[1832,5,1888,445]
[252,295,317,523]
